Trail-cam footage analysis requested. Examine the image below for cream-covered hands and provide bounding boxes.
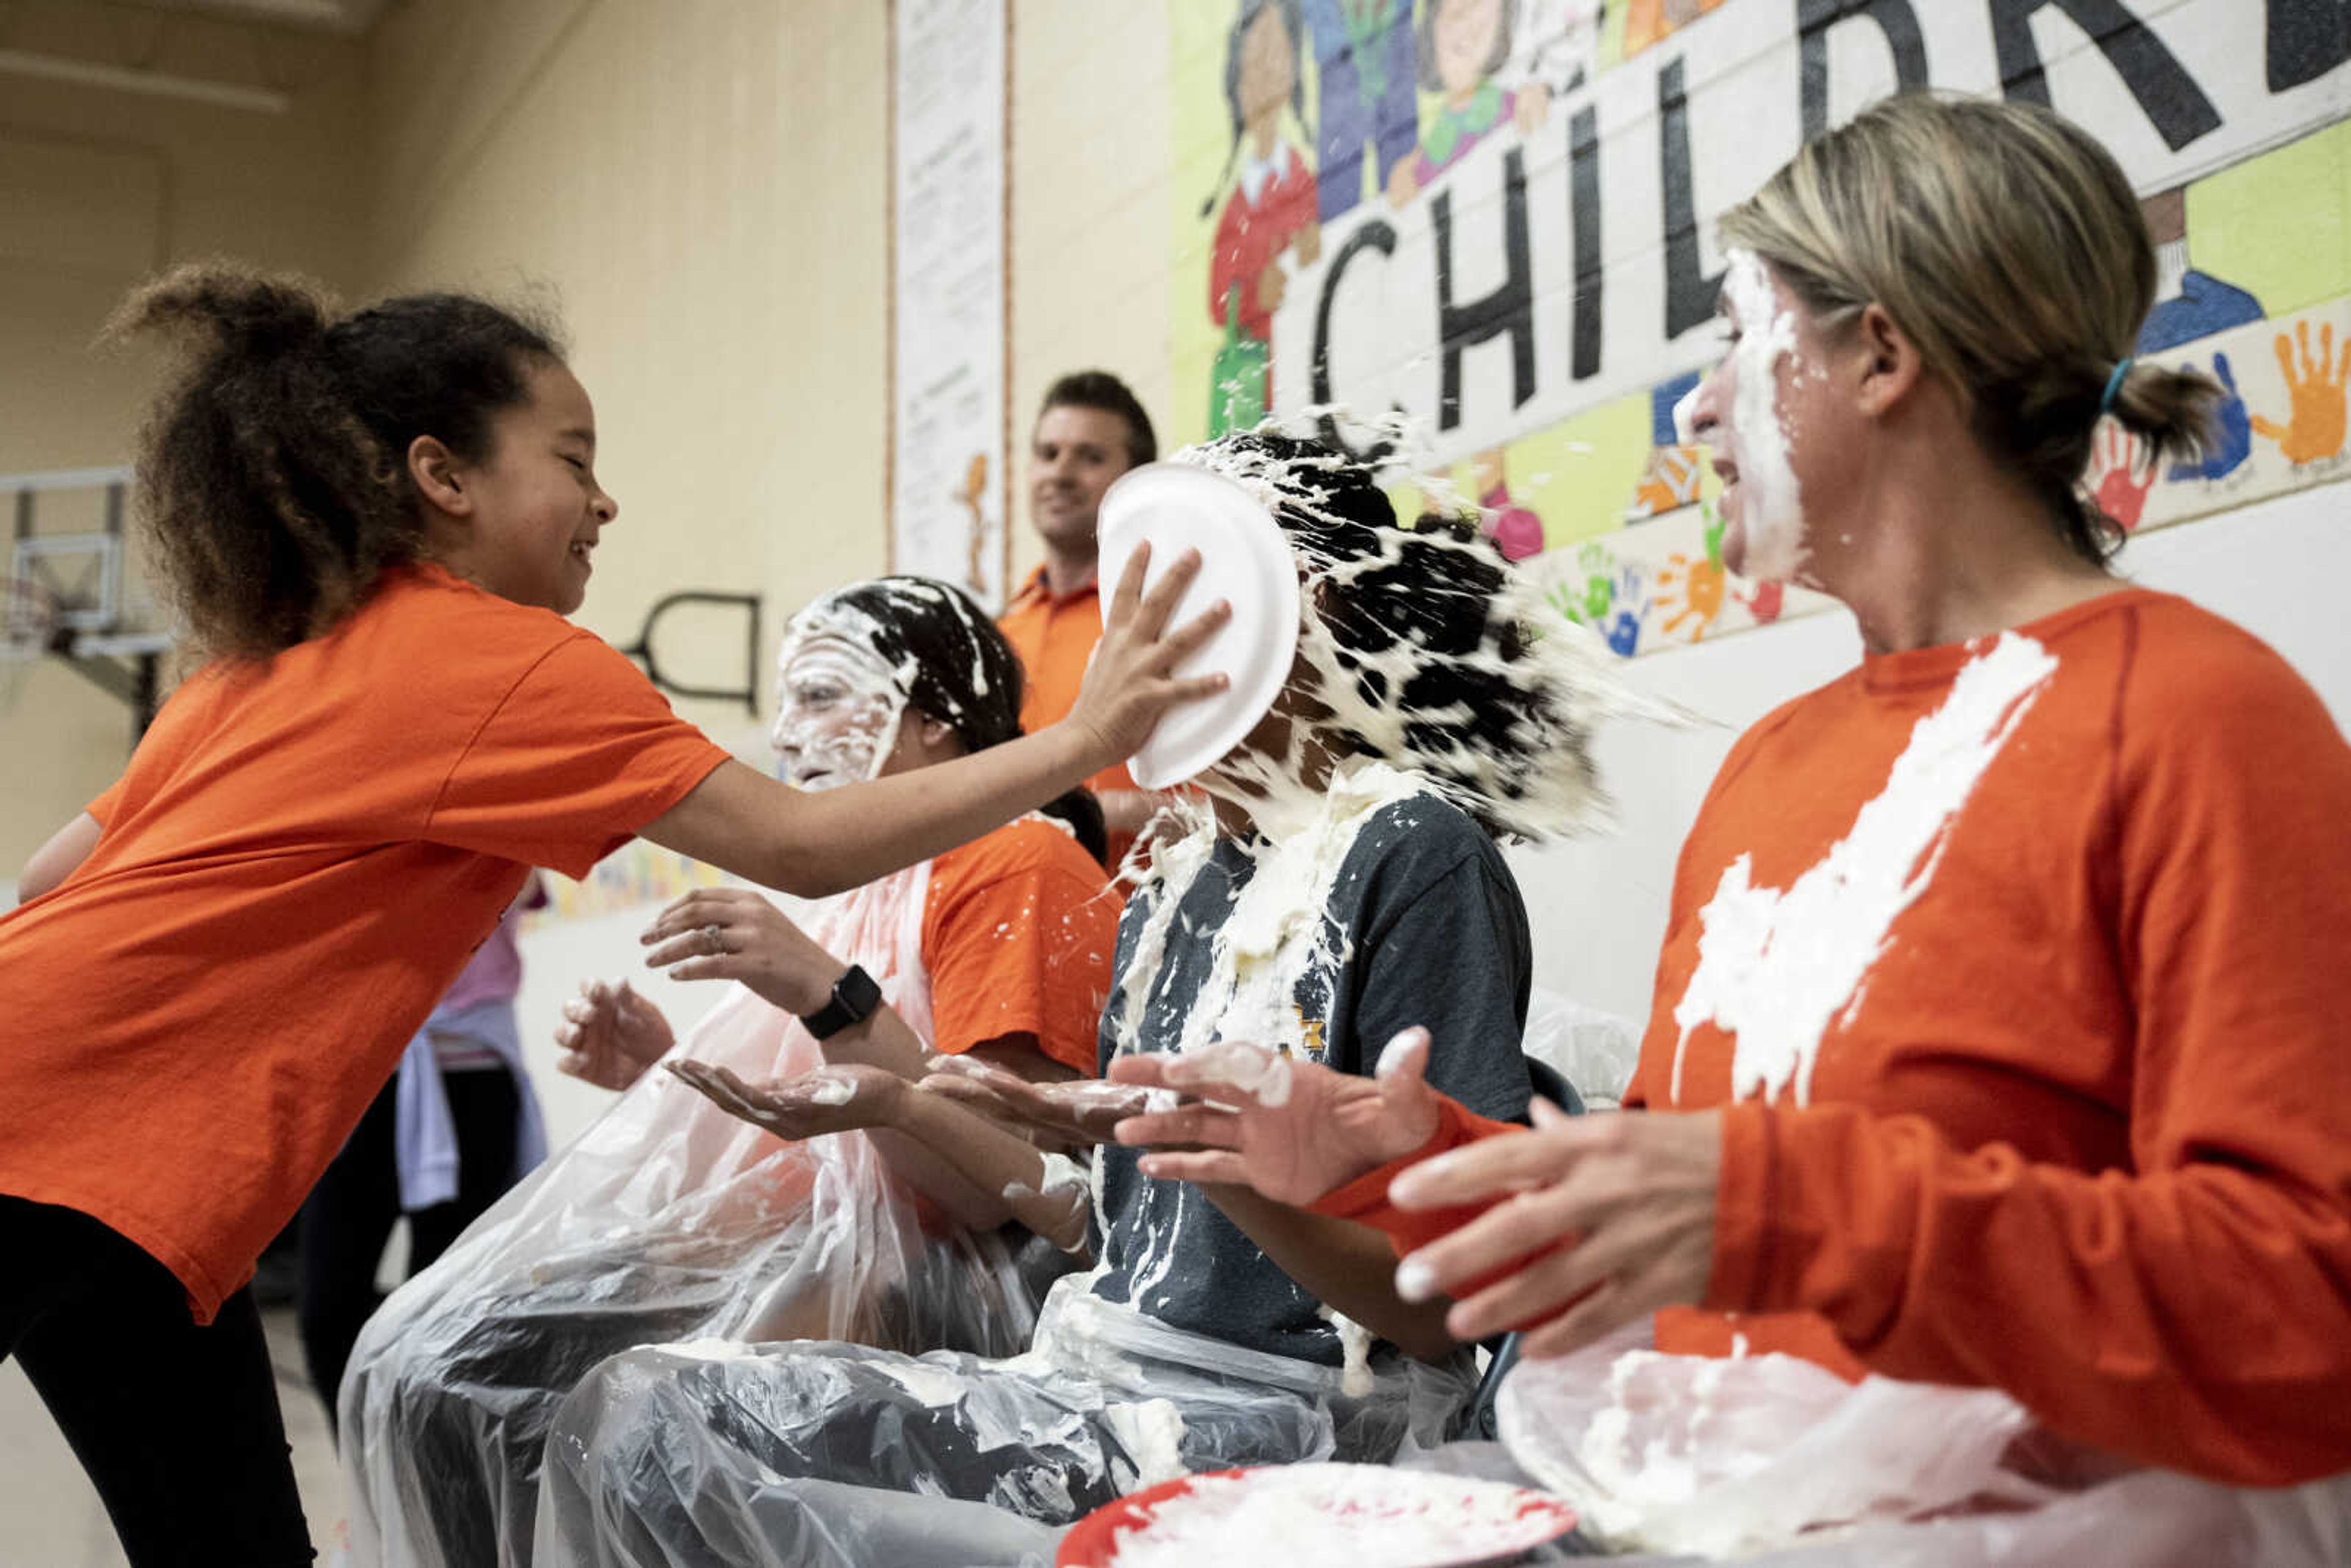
[672,1056,1093,1251]
[1389,1102,1721,1357]
[666,1059,903,1141]
[920,1053,1160,1146]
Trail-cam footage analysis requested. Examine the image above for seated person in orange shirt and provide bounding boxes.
[340,578,1121,1568]
[1000,371,1169,863]
[1112,96,2351,1495]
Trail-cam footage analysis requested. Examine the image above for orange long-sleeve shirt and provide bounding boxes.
[1335,591,2351,1486]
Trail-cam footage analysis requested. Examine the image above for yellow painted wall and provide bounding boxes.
[0,0,367,869]
[362,0,1190,704]
[361,0,894,756]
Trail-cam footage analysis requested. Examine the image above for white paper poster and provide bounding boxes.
[892,0,1008,609]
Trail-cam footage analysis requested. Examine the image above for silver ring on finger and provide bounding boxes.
[700,922,727,956]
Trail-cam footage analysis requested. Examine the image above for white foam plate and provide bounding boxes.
[1096,462,1300,790]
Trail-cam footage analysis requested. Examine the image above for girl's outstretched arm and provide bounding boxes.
[643,548,1227,898]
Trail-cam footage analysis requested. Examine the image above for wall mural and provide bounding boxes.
[1170,0,2351,655]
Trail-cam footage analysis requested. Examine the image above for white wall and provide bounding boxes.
[1509,483,2351,1028]
[509,904,740,1155]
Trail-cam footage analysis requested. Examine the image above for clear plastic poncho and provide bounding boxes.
[340,862,1071,1568]
[529,1272,1480,1568]
[1479,1322,2351,1566]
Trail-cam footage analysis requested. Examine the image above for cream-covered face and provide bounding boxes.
[1681,250,1818,584]
[771,635,906,791]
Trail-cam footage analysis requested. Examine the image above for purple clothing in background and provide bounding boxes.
[438,887,542,1011]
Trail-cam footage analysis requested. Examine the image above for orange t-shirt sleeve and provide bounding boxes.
[427,634,730,879]
[1308,1093,1525,1256]
[84,781,126,829]
[920,823,1118,1075]
[1706,637,2351,1486]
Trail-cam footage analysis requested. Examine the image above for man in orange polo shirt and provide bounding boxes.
[999,371,1164,863]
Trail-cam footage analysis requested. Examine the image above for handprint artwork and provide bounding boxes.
[2170,352,2255,483]
[2090,422,2157,531]
[2250,320,2351,467]
[1654,513,1730,641]
[1738,578,1785,627]
[1604,564,1649,656]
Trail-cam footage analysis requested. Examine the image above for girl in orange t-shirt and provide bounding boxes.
[341,578,1123,1568]
[1114,97,2351,1496]
[0,266,1220,1567]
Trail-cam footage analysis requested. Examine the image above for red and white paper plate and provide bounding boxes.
[1059,1463,1577,1568]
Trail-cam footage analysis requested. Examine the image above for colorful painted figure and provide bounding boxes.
[1506,0,1606,96]
[2135,187,2267,356]
[1208,0,1322,437]
[1620,0,1729,60]
[1301,0,1419,221]
[1632,446,1706,518]
[1546,545,1646,656]
[1736,578,1785,627]
[1633,373,1706,519]
[1387,0,1553,209]
[1603,563,1649,656]
[1469,446,1547,561]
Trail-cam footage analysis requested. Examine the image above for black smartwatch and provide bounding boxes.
[800,964,882,1040]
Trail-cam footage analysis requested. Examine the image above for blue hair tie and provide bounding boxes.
[2099,358,2134,416]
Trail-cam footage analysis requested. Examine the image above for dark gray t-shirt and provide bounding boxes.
[1088,792,1536,1366]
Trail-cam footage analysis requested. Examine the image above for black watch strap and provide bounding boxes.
[800,964,882,1041]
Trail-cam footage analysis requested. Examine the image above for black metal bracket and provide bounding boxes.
[618,591,764,716]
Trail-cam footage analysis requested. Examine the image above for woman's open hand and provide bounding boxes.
[1388,1102,1721,1357]
[920,1054,1158,1146]
[1108,1031,1445,1207]
[666,1059,904,1142]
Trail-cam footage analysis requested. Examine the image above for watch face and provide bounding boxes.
[838,964,882,1016]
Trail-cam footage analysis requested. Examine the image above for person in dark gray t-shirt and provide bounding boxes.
[1087,790,1543,1367]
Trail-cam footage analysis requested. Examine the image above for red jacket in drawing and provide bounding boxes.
[1210,141,1318,378]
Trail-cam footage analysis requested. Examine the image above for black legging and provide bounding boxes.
[297,1063,520,1438]
[0,1193,315,1567]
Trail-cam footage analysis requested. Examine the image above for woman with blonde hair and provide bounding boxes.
[1115,91,2351,1499]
